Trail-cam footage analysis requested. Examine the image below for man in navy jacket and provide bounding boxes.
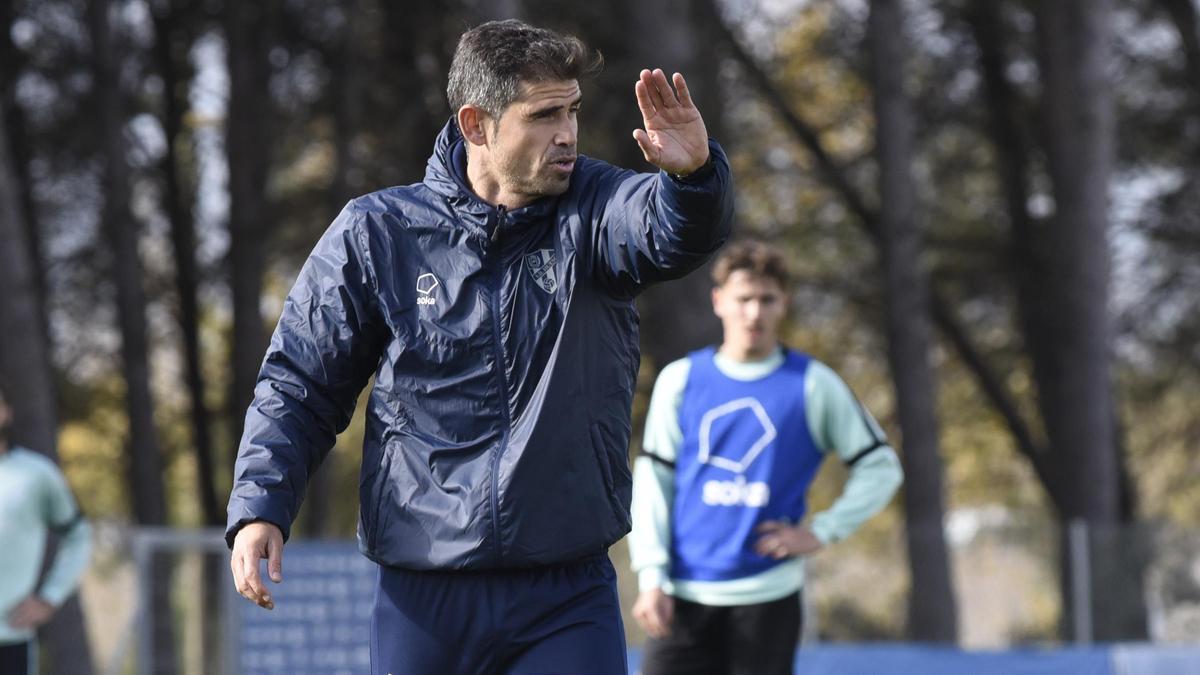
[226,19,733,674]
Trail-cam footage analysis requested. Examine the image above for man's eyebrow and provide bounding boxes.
[528,94,584,117]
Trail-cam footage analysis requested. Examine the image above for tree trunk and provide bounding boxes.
[0,0,49,344]
[0,93,98,675]
[633,0,727,369]
[0,119,56,454]
[1034,0,1128,641]
[89,2,178,671]
[867,0,958,643]
[1034,0,1119,529]
[153,0,221,529]
[380,0,452,183]
[966,0,1143,641]
[90,0,168,529]
[1159,0,1200,102]
[963,1,1059,506]
[152,3,230,670]
[224,0,274,447]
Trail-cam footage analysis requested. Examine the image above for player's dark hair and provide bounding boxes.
[447,20,603,119]
[711,240,791,289]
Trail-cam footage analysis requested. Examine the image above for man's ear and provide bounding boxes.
[457,105,491,147]
[711,287,722,316]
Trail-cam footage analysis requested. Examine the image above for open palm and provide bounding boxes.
[633,69,710,175]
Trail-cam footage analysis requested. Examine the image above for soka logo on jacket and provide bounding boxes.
[698,397,776,508]
[525,249,558,294]
[416,273,439,306]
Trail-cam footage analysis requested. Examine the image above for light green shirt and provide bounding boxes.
[628,349,903,606]
[0,447,92,645]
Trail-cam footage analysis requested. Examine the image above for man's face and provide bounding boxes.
[712,271,787,358]
[484,79,581,204]
[0,400,10,442]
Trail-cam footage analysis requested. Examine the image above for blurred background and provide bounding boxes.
[1,0,1199,673]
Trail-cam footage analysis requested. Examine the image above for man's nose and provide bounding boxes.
[555,119,577,146]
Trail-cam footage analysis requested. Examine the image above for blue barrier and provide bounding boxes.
[237,542,376,674]
[627,644,1200,675]
[231,542,1199,675]
[790,645,1112,675]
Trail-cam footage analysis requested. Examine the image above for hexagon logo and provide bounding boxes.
[698,397,777,474]
[416,273,440,295]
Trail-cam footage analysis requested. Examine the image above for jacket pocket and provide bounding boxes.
[360,440,396,553]
[589,420,633,534]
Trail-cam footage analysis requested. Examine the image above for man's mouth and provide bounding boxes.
[549,156,576,173]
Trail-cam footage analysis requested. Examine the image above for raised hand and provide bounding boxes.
[632,69,710,175]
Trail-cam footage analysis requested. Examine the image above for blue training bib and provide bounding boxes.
[670,347,825,582]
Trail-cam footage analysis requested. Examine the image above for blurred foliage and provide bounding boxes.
[20,0,1192,547]
[2,0,1198,646]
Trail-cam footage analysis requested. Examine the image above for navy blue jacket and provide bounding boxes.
[226,120,734,570]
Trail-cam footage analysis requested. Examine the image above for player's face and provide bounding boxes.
[712,271,786,359]
[0,399,10,443]
[485,79,581,205]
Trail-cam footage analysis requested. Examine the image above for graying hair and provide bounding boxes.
[447,19,602,119]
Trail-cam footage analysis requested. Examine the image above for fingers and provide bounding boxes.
[673,72,694,109]
[650,69,677,108]
[636,604,668,639]
[632,129,658,164]
[633,591,674,639]
[231,542,275,610]
[644,613,666,638]
[9,598,53,629]
[754,533,792,559]
[634,75,657,120]
[267,530,284,584]
[237,550,272,609]
[633,605,655,637]
[8,595,51,629]
[638,69,667,113]
[756,520,787,533]
[8,605,30,629]
[636,69,681,121]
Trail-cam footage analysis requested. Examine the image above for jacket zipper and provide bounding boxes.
[487,205,512,564]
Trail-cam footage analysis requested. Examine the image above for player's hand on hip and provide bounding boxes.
[230,521,284,610]
[632,587,675,639]
[754,520,824,559]
[7,596,56,630]
[632,69,710,175]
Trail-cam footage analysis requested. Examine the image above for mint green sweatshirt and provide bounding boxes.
[0,447,92,645]
[628,349,903,606]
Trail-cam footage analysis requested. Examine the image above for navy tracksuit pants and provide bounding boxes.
[371,554,627,675]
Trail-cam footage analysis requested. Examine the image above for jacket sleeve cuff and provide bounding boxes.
[638,567,670,593]
[225,496,294,549]
[669,152,716,184]
[810,516,839,546]
[38,587,69,607]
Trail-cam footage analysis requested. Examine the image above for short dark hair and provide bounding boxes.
[446,20,603,118]
[711,240,791,289]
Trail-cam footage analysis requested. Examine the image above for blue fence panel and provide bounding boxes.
[1110,644,1200,675]
[789,645,1113,675]
[628,645,1116,675]
[236,542,376,675]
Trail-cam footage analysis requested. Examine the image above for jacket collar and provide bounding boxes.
[423,118,561,233]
